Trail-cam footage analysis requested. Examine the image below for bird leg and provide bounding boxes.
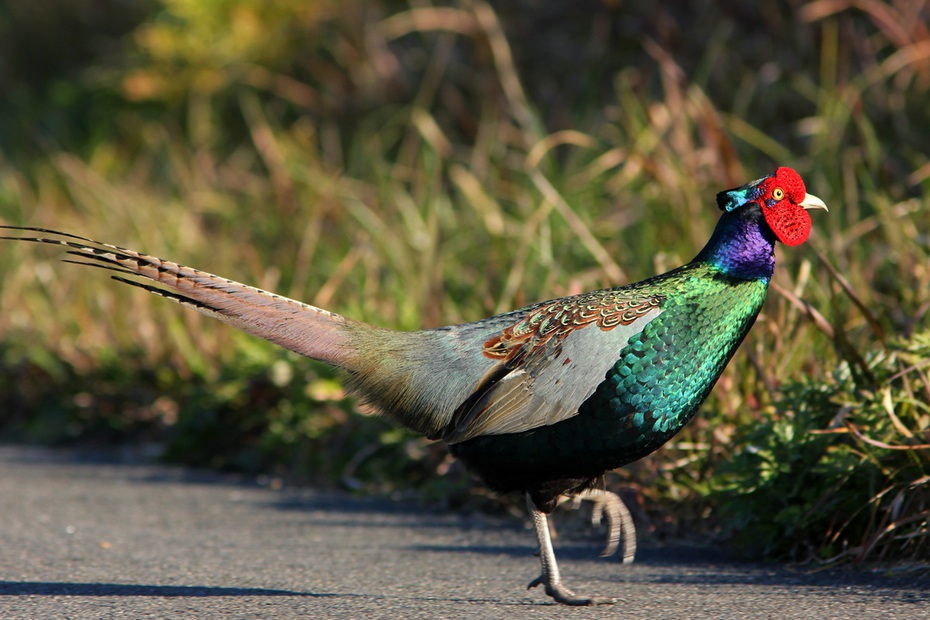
[572,488,637,563]
[526,493,616,606]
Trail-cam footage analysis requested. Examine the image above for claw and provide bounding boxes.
[528,574,616,606]
[573,488,637,563]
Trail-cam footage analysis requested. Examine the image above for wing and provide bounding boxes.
[442,290,663,444]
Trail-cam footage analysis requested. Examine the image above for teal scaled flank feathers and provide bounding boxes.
[0,166,827,606]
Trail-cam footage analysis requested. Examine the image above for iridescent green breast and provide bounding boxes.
[585,263,769,460]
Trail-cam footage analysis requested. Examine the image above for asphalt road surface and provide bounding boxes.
[0,445,926,619]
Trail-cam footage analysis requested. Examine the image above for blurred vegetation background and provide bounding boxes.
[0,0,927,565]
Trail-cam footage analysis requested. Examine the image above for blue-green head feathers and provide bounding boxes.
[716,176,766,212]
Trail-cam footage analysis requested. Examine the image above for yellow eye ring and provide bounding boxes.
[772,187,785,200]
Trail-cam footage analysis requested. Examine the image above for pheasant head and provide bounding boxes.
[716,166,828,246]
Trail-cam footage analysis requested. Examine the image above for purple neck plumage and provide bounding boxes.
[694,208,776,281]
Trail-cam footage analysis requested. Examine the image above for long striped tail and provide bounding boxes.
[0,226,359,368]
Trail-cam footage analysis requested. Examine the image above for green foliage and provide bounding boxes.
[713,333,930,564]
[0,0,928,565]
[122,0,338,103]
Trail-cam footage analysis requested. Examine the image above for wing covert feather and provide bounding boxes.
[443,293,663,444]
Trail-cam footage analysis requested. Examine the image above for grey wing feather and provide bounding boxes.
[443,307,661,444]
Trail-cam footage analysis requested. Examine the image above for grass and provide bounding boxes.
[0,0,928,562]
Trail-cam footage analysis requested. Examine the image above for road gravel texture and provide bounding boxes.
[0,445,926,619]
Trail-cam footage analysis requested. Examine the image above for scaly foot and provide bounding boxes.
[527,574,616,606]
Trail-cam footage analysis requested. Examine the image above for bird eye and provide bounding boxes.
[772,187,785,200]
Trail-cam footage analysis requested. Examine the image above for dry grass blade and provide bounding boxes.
[377,7,479,40]
[845,422,930,451]
[770,281,835,339]
[470,0,537,138]
[817,251,886,344]
[527,168,626,283]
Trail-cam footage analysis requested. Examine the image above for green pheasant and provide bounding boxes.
[1,166,826,605]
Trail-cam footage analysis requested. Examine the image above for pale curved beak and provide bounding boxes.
[800,193,828,211]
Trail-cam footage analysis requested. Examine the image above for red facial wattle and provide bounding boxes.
[762,202,812,246]
[759,167,819,246]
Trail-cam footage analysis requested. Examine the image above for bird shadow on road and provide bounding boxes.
[0,581,553,607]
[0,581,336,598]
